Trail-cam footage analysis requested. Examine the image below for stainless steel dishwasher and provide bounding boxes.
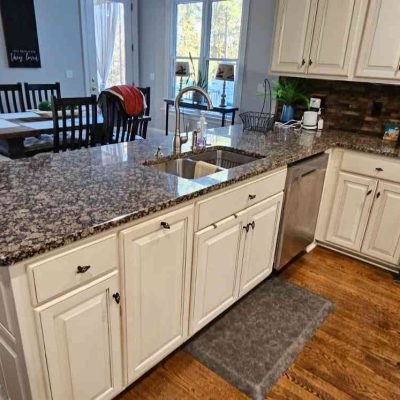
[275,153,329,270]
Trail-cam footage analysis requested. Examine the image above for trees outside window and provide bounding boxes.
[171,0,244,107]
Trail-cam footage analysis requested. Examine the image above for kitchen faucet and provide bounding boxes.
[174,86,213,154]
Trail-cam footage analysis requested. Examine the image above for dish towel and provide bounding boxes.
[194,161,219,178]
[105,85,147,117]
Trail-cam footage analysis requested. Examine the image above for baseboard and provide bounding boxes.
[316,241,399,274]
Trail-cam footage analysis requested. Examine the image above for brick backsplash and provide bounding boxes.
[278,78,400,136]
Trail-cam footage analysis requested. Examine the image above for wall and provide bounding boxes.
[240,0,276,115]
[0,0,86,97]
[281,77,400,136]
[137,0,168,130]
[137,0,277,132]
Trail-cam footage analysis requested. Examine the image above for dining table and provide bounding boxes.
[0,111,104,159]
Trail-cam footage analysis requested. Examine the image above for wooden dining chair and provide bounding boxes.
[99,90,150,144]
[0,83,25,113]
[52,95,98,153]
[24,82,61,109]
[138,87,151,139]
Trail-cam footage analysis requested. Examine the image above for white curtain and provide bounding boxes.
[94,0,120,91]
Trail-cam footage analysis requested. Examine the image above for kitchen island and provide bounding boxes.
[0,125,399,400]
[1,125,398,266]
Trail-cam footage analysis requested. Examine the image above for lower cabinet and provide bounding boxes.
[122,206,193,382]
[239,193,283,297]
[326,172,377,251]
[361,181,400,264]
[190,193,283,334]
[190,212,247,334]
[38,272,122,400]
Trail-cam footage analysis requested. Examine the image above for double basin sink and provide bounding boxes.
[145,149,260,180]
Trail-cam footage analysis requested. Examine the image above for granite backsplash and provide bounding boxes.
[278,78,400,136]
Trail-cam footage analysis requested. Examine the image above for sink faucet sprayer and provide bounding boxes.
[174,86,213,154]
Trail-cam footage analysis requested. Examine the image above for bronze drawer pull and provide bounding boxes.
[76,265,91,274]
[112,292,121,304]
[161,222,170,229]
[375,167,383,172]
[243,224,250,233]
[248,194,257,200]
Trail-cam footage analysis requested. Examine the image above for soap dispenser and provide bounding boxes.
[196,111,207,148]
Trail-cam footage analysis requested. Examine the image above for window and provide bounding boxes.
[171,0,246,107]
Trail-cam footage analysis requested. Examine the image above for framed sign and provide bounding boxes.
[0,0,41,68]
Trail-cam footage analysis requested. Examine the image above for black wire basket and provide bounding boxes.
[239,111,275,133]
[240,78,275,133]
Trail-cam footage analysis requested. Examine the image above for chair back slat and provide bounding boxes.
[0,83,25,113]
[24,82,61,110]
[99,88,151,144]
[52,95,98,153]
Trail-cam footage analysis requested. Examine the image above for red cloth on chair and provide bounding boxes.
[105,85,145,117]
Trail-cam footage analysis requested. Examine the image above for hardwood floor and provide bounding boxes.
[117,247,400,399]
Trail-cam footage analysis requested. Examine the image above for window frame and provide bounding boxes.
[167,0,250,110]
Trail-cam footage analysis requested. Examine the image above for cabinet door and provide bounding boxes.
[308,0,360,76]
[239,193,283,297]
[122,206,193,382]
[356,0,400,79]
[326,172,377,251]
[39,273,122,400]
[361,181,400,264]
[190,213,246,334]
[271,0,317,74]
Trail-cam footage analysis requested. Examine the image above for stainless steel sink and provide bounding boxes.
[189,150,258,169]
[146,149,259,179]
[149,158,224,179]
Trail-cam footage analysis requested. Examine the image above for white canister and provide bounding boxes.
[302,111,318,130]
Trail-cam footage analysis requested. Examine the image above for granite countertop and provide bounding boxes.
[1,125,399,266]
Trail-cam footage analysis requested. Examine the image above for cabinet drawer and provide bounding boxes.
[341,151,400,184]
[197,168,286,230]
[28,234,118,303]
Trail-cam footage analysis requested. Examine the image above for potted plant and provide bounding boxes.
[187,52,208,103]
[274,79,309,122]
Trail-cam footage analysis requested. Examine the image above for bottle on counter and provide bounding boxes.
[196,111,207,148]
[317,109,324,130]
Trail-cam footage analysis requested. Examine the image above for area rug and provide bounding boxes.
[184,277,333,400]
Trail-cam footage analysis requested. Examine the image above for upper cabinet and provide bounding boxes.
[308,0,360,76]
[355,0,400,80]
[271,0,400,83]
[271,0,317,75]
[271,0,363,77]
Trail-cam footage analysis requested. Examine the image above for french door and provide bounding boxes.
[80,0,139,95]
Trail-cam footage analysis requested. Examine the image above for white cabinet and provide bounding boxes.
[308,0,360,76]
[190,193,283,334]
[356,0,400,80]
[361,181,400,264]
[190,213,246,334]
[239,194,283,297]
[271,0,317,74]
[271,0,363,77]
[38,272,122,400]
[326,172,377,251]
[122,206,193,382]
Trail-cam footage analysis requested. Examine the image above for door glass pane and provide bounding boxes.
[210,0,243,59]
[208,60,236,106]
[94,0,126,90]
[107,3,126,87]
[176,2,203,58]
